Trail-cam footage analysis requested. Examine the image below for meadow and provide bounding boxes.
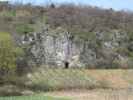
[26,68,133,90]
[1,69,133,100]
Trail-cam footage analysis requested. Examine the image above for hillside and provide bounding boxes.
[0,3,133,69]
[1,3,133,33]
[1,2,133,99]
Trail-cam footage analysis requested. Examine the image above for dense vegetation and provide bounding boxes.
[46,5,133,33]
[1,2,133,34]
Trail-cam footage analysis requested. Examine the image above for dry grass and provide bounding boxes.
[85,69,133,89]
[25,69,133,91]
[1,69,133,100]
[25,68,98,91]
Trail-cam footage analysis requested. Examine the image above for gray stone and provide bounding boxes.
[21,27,130,68]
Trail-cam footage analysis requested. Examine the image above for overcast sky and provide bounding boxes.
[3,0,133,11]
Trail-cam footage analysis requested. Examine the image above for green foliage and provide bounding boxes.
[14,47,25,57]
[0,10,16,18]
[115,47,129,55]
[73,32,96,40]
[0,32,23,75]
[16,24,34,34]
[0,41,16,70]
[127,32,133,40]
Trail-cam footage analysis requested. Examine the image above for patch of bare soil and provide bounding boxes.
[47,89,133,100]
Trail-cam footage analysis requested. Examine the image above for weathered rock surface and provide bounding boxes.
[21,27,132,68]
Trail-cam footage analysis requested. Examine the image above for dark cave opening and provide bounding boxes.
[64,61,69,69]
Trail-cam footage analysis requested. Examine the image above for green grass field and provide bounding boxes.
[0,95,70,100]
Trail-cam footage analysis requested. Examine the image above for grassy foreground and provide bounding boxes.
[25,68,133,91]
[1,69,133,100]
[0,95,70,100]
[26,68,98,91]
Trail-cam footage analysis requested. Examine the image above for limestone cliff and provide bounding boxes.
[21,27,132,68]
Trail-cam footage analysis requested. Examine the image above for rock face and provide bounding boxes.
[21,28,85,68]
[21,27,131,68]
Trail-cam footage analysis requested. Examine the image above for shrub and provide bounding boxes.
[0,32,23,78]
[73,32,96,40]
[0,10,16,17]
[16,24,34,34]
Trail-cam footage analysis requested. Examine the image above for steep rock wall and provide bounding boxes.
[21,27,131,68]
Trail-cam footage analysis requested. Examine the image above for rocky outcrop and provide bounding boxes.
[21,27,132,68]
[21,27,84,68]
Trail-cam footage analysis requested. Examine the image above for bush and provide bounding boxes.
[0,32,23,78]
[0,10,16,17]
[16,24,34,34]
[72,32,96,40]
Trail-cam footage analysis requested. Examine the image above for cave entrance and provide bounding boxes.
[64,61,69,69]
